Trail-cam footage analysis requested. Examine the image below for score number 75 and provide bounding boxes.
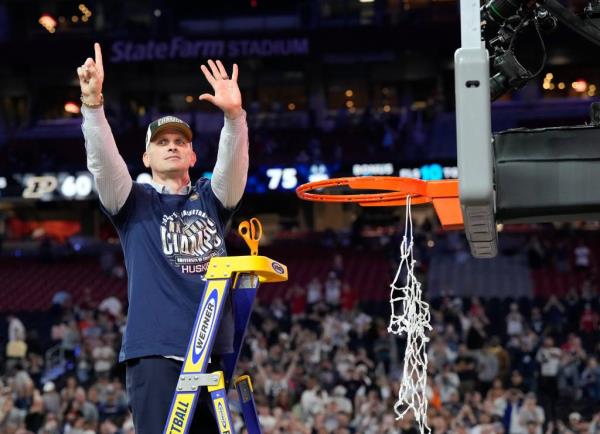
[266,168,298,190]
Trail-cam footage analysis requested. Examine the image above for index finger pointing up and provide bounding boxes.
[94,43,104,73]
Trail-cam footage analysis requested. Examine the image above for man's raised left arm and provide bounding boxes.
[199,60,249,209]
[211,110,248,209]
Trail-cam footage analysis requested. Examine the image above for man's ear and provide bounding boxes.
[190,150,197,168]
[143,151,150,168]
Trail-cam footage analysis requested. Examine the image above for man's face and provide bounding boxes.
[143,129,196,175]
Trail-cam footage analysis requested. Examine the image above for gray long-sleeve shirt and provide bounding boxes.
[81,105,249,212]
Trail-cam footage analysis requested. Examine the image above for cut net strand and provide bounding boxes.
[387,196,432,434]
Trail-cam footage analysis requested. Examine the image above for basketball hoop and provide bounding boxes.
[295,176,463,230]
[296,176,460,433]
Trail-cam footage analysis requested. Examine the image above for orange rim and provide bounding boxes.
[296,176,463,230]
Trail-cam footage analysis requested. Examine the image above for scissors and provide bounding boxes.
[238,218,262,256]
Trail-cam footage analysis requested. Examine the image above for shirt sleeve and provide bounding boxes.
[210,110,249,210]
[81,105,133,215]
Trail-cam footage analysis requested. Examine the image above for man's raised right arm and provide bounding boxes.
[81,105,132,215]
[78,43,132,215]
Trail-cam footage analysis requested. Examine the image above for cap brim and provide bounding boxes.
[149,123,193,143]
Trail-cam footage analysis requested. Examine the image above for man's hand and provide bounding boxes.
[199,60,242,120]
[77,43,104,106]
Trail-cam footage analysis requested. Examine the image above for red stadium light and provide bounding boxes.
[38,14,57,33]
[572,80,588,93]
[64,101,80,114]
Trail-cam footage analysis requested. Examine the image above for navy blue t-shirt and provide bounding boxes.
[104,178,235,362]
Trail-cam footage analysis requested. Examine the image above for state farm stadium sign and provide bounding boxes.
[110,37,309,63]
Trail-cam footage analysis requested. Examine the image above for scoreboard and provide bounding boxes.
[0,162,458,201]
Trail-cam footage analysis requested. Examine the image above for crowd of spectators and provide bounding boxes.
[233,280,600,434]
[1,236,600,433]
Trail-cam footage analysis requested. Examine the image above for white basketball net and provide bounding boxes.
[387,196,432,434]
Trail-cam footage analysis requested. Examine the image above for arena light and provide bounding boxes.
[572,80,587,92]
[64,101,80,114]
[589,84,597,96]
[543,73,554,91]
[38,14,57,33]
[79,4,92,18]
